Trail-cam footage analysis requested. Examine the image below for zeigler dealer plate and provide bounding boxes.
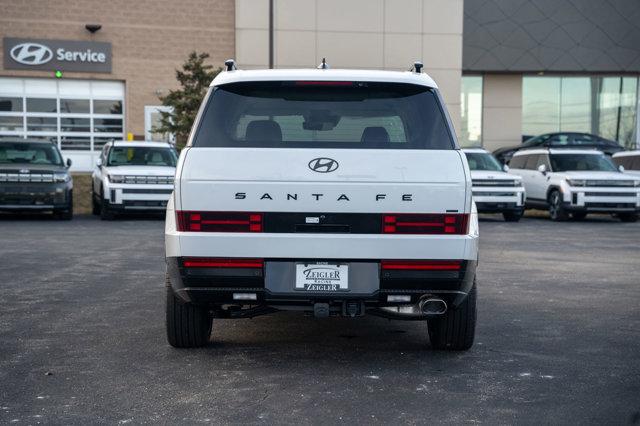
[295,263,349,291]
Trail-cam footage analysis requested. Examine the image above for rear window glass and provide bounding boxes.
[550,153,617,172]
[465,152,503,171]
[0,142,63,165]
[107,146,178,167]
[508,155,527,169]
[192,82,454,149]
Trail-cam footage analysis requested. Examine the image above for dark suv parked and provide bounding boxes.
[493,132,624,164]
[0,139,73,219]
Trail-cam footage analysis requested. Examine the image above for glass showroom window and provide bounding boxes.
[0,78,125,150]
[460,76,483,147]
[523,76,639,147]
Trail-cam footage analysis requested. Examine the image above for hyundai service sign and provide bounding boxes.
[4,37,112,73]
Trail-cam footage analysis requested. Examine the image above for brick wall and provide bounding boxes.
[0,0,235,136]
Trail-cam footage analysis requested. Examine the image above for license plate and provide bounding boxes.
[295,263,349,292]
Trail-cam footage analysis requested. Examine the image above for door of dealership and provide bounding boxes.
[0,77,125,171]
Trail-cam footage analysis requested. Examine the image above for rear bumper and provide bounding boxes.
[472,187,525,213]
[166,256,477,310]
[0,182,71,211]
[475,201,523,214]
[562,190,640,213]
[103,184,173,211]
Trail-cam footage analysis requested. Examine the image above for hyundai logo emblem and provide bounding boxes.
[19,169,30,174]
[308,157,339,173]
[10,43,53,65]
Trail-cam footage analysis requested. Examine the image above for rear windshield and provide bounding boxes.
[550,154,617,172]
[0,142,63,165]
[107,146,178,167]
[192,82,455,149]
[465,152,503,171]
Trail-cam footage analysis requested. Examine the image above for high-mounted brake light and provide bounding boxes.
[177,211,263,232]
[382,214,469,235]
[381,260,463,271]
[183,258,264,268]
[294,81,354,86]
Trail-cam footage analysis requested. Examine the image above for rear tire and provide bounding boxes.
[166,273,212,348]
[502,210,523,222]
[548,190,568,221]
[618,212,638,222]
[99,190,114,220]
[428,280,476,351]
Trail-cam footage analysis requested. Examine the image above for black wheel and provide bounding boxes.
[571,212,587,220]
[99,189,114,220]
[54,191,73,220]
[166,273,212,348]
[548,190,568,221]
[428,280,476,351]
[618,212,638,223]
[502,210,523,222]
[91,184,100,216]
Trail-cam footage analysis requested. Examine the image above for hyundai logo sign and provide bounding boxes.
[3,37,112,73]
[10,43,53,65]
[308,157,339,173]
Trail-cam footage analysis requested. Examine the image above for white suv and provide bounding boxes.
[165,62,479,350]
[463,148,525,221]
[92,141,177,219]
[508,148,640,221]
[613,151,640,177]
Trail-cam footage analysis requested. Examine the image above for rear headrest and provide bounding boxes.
[245,120,282,142]
[361,126,390,143]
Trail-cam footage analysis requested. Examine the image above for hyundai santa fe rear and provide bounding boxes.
[165,63,479,350]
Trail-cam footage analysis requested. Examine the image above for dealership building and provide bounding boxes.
[1,0,639,171]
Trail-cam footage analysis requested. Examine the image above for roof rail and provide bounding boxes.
[224,59,237,71]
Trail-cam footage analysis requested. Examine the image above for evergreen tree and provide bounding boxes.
[155,51,221,148]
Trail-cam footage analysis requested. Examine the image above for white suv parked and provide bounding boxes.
[613,151,640,177]
[165,61,479,350]
[508,148,640,221]
[463,148,525,221]
[92,141,177,219]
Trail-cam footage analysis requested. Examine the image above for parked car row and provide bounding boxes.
[465,147,640,222]
[492,132,625,164]
[2,137,639,224]
[0,139,177,220]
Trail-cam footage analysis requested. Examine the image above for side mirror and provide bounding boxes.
[503,164,510,172]
[96,158,102,167]
[537,164,547,174]
[618,165,625,172]
[66,158,72,167]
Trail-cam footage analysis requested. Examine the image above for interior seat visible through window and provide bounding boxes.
[360,126,390,143]
[245,120,282,142]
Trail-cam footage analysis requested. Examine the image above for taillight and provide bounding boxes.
[294,81,355,86]
[382,214,468,234]
[176,211,263,232]
[182,258,264,268]
[381,260,463,270]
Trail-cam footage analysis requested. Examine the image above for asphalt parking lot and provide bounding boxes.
[0,214,639,424]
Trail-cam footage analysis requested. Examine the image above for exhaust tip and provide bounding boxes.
[419,298,447,315]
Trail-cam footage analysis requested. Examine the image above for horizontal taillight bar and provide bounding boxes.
[294,81,355,86]
[383,214,469,234]
[177,211,263,232]
[381,260,463,270]
[182,258,264,268]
